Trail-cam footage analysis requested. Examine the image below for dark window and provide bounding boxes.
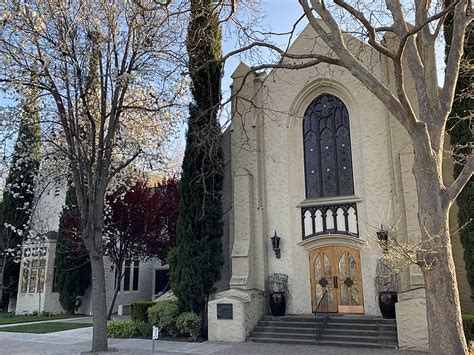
[123,260,131,291]
[132,260,139,291]
[303,94,354,198]
[155,269,169,294]
[52,265,59,293]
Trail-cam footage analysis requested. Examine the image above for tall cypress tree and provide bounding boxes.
[55,186,91,314]
[444,0,473,299]
[169,0,224,321]
[0,84,41,309]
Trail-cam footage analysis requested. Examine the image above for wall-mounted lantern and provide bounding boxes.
[377,227,389,252]
[271,231,281,259]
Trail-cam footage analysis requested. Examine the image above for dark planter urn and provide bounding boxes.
[379,291,398,319]
[269,292,286,316]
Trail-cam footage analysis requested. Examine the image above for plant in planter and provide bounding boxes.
[267,273,289,317]
[375,260,399,319]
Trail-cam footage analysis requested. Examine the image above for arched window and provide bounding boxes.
[303,94,354,198]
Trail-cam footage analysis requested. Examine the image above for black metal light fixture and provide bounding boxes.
[271,230,281,259]
[377,227,389,252]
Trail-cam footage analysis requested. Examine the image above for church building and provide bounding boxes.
[208,24,472,352]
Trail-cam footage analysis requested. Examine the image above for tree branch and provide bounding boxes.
[447,153,474,202]
[442,0,472,115]
[106,149,142,185]
[333,0,396,59]
[299,0,414,131]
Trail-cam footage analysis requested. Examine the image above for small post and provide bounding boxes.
[151,326,160,355]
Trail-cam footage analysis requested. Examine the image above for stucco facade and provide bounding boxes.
[209,24,472,351]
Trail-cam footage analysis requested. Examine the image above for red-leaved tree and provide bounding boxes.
[105,177,180,319]
[56,178,180,319]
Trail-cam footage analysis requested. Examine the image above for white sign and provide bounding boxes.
[152,326,160,340]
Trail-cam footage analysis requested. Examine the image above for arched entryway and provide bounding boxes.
[309,246,364,313]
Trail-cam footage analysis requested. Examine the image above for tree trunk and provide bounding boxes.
[107,268,123,320]
[200,302,208,340]
[423,244,468,354]
[0,258,5,309]
[107,284,119,321]
[89,255,108,352]
[413,153,468,355]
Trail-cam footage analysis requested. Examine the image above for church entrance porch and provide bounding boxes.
[247,314,398,348]
[309,246,364,314]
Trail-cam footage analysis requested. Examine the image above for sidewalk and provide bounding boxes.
[0,326,425,355]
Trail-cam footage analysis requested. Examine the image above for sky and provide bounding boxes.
[0,1,448,178]
[222,0,305,90]
[222,0,446,92]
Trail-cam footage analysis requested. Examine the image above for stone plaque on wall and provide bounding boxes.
[217,303,233,320]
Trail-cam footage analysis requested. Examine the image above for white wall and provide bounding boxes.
[15,240,65,315]
[15,168,66,315]
[105,258,158,314]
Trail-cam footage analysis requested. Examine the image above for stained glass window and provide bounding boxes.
[303,94,354,198]
[21,263,29,293]
[29,261,37,293]
[37,260,46,293]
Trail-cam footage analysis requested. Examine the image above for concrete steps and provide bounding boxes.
[247,314,398,349]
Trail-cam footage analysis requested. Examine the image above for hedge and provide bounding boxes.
[131,300,156,323]
[107,320,151,338]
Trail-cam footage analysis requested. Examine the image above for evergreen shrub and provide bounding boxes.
[131,300,155,323]
[107,320,151,338]
[169,0,224,320]
[176,312,200,340]
[135,321,153,338]
[147,300,179,336]
[444,0,474,300]
[107,320,139,338]
[55,187,91,314]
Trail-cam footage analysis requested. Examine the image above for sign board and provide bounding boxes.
[217,303,233,320]
[152,326,160,340]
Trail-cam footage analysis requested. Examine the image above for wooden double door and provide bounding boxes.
[309,246,364,313]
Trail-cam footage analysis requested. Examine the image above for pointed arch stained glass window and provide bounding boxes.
[303,94,354,198]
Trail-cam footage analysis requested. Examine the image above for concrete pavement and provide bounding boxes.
[0,326,426,355]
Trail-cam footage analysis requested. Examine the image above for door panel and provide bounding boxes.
[309,246,364,314]
[309,247,338,312]
[334,247,364,313]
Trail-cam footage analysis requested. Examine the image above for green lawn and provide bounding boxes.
[0,322,92,333]
[0,313,79,325]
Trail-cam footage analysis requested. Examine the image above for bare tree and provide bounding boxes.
[224,1,472,353]
[0,0,186,351]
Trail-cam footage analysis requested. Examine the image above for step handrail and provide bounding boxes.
[314,289,329,339]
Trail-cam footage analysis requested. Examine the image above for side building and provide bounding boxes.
[13,177,169,315]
